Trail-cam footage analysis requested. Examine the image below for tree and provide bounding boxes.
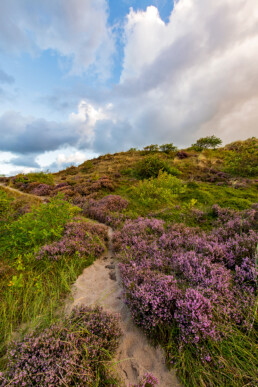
[143,144,159,152]
[192,135,222,151]
[160,143,177,153]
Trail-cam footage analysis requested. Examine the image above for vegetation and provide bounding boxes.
[0,137,257,386]
[224,137,258,176]
[191,135,222,151]
[135,155,180,179]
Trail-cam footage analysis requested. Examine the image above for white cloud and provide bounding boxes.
[107,0,258,147]
[0,0,114,77]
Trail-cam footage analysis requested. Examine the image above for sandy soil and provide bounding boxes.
[70,227,180,387]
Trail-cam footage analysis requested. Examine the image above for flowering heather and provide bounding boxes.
[36,221,107,261]
[0,306,121,386]
[114,206,257,345]
[31,183,54,196]
[132,373,159,387]
[84,195,129,227]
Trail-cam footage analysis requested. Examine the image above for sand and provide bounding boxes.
[69,227,180,387]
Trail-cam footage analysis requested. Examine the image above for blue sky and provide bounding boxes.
[0,0,257,175]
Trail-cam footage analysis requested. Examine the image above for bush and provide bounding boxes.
[131,171,185,208]
[192,136,222,151]
[1,306,121,386]
[1,194,80,258]
[143,144,159,152]
[160,143,178,153]
[136,155,178,179]
[224,137,258,176]
[13,171,54,186]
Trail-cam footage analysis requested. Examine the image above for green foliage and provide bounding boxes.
[224,137,258,176]
[160,143,178,153]
[192,135,222,151]
[1,194,80,259]
[131,171,185,208]
[80,160,93,173]
[0,190,14,225]
[143,144,159,152]
[135,155,180,179]
[14,171,54,185]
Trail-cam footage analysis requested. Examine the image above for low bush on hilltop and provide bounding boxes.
[0,306,121,386]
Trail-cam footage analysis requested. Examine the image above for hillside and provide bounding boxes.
[0,137,257,386]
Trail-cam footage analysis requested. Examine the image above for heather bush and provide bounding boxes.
[0,306,121,386]
[84,195,128,227]
[36,221,107,261]
[31,183,53,196]
[132,373,159,386]
[114,207,257,362]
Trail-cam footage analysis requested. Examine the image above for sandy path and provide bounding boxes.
[70,227,180,387]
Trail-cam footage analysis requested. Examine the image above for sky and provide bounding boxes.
[0,0,257,175]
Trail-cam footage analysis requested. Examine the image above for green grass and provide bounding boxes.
[164,321,258,387]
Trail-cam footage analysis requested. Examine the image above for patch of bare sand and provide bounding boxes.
[69,227,180,387]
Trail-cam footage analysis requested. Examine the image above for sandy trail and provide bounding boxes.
[70,227,180,387]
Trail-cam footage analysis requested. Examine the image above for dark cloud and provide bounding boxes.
[0,111,80,154]
[8,154,41,168]
[0,69,14,84]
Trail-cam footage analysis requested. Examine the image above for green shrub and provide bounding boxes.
[135,155,179,179]
[192,135,222,151]
[1,194,80,259]
[131,171,185,209]
[14,172,54,185]
[160,143,178,153]
[80,160,93,173]
[143,144,159,152]
[224,137,258,176]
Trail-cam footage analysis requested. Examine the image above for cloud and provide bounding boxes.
[8,154,41,168]
[0,68,14,84]
[0,111,80,154]
[1,0,258,172]
[0,0,114,77]
[91,0,258,148]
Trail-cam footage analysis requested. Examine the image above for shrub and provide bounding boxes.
[224,137,258,176]
[80,160,94,173]
[131,171,185,208]
[1,194,80,258]
[135,155,176,179]
[13,171,54,186]
[160,143,178,153]
[36,221,106,261]
[84,195,128,227]
[0,306,121,386]
[192,136,222,151]
[143,144,159,152]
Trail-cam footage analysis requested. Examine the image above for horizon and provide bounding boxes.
[0,0,257,175]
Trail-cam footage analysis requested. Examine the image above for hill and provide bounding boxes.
[0,137,257,386]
